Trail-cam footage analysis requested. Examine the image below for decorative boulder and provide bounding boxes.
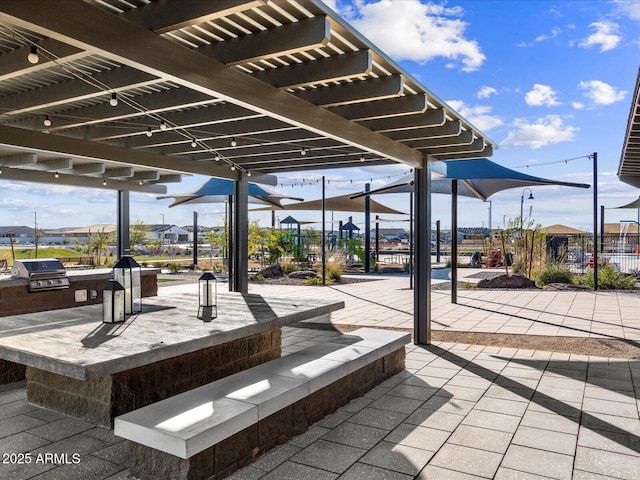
[288,270,318,279]
[477,274,536,289]
[259,264,284,278]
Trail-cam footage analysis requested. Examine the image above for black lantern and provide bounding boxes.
[102,277,125,323]
[198,271,217,320]
[113,255,142,314]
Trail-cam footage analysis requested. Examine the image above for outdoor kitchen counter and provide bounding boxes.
[0,285,344,426]
[0,268,159,317]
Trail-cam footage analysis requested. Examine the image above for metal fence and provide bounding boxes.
[549,234,640,275]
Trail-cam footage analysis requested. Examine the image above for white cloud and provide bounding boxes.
[525,84,560,107]
[572,101,585,110]
[579,21,621,52]
[446,100,503,131]
[476,86,497,99]
[501,115,578,149]
[612,0,640,22]
[518,27,562,47]
[579,80,627,105]
[344,0,486,71]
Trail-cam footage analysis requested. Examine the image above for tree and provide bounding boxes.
[88,228,115,266]
[130,219,150,246]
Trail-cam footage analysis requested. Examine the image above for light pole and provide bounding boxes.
[520,188,534,230]
[30,211,38,257]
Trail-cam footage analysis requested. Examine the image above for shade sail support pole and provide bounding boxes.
[232,172,248,293]
[117,190,130,258]
[414,160,431,345]
[451,179,458,304]
[322,175,326,286]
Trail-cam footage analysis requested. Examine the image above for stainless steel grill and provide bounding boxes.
[11,259,70,292]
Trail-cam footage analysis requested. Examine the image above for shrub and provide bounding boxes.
[535,264,575,287]
[575,263,638,290]
[281,262,299,275]
[168,262,182,274]
[304,276,333,286]
[326,262,342,282]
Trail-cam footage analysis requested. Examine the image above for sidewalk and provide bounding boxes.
[1,275,639,479]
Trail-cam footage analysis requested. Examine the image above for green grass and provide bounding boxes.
[0,248,79,264]
[158,278,181,283]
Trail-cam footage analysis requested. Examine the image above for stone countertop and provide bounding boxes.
[0,267,159,286]
[0,286,344,380]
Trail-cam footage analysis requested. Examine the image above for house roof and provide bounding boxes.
[541,224,589,235]
[618,67,640,187]
[0,0,494,195]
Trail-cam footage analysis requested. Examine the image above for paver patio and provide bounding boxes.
[1,274,639,479]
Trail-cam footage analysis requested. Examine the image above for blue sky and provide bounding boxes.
[3,0,640,232]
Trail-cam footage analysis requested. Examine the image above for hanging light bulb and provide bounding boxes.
[191,138,197,148]
[146,126,153,137]
[160,120,167,131]
[0,168,3,174]
[28,45,39,64]
[43,115,52,127]
[230,137,237,147]
[247,171,252,177]
[360,155,365,163]
[301,147,307,156]
[138,181,143,185]
[214,153,221,161]
[102,179,107,186]
[230,165,236,171]
[110,92,118,107]
[54,172,60,179]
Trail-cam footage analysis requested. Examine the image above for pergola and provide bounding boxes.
[619,66,640,187]
[0,0,495,344]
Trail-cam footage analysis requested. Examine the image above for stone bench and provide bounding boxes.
[114,327,409,480]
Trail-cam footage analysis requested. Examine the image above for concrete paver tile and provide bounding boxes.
[290,439,365,474]
[447,424,513,454]
[384,424,451,451]
[512,425,576,455]
[0,415,48,440]
[339,462,413,480]
[261,461,337,480]
[347,407,408,431]
[227,465,265,480]
[577,427,640,457]
[252,444,302,472]
[519,410,579,435]
[404,408,464,432]
[429,443,502,478]
[501,444,573,479]
[27,417,95,442]
[369,394,424,415]
[289,425,331,448]
[359,440,435,476]
[474,397,529,416]
[574,445,640,480]
[418,465,483,479]
[461,410,521,433]
[322,422,388,449]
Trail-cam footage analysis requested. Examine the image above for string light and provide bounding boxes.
[301,147,307,156]
[514,154,591,169]
[146,126,152,137]
[0,168,3,175]
[54,172,59,178]
[247,171,252,177]
[43,115,52,127]
[160,120,167,131]
[27,45,39,64]
[102,179,107,186]
[109,92,118,107]
[230,165,236,171]
[230,137,237,147]
[360,155,365,162]
[214,153,221,161]
[191,138,197,148]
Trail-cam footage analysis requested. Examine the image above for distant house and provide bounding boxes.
[541,224,589,236]
[147,224,191,243]
[370,228,407,241]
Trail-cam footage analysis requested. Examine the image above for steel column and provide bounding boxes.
[117,190,130,258]
[232,172,248,293]
[413,161,431,345]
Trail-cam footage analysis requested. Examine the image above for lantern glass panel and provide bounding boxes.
[103,280,125,323]
[113,256,142,314]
